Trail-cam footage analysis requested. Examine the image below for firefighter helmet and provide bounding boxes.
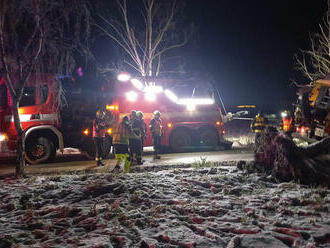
[130,110,137,119]
[153,110,161,117]
[136,111,143,119]
[96,109,106,119]
[281,110,291,118]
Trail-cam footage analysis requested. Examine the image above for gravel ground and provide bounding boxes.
[0,162,329,248]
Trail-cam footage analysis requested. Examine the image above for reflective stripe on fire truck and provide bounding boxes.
[4,114,58,122]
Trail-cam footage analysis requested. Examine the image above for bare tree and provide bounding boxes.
[0,0,91,177]
[295,0,330,81]
[96,0,191,79]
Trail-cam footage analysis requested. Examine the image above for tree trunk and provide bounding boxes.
[12,99,26,177]
[272,136,330,186]
[255,127,330,186]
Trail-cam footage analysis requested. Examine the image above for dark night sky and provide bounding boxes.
[182,0,327,109]
[95,0,327,111]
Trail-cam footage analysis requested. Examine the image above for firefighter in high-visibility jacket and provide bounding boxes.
[129,111,144,165]
[281,110,294,137]
[93,109,107,166]
[150,110,163,159]
[112,116,132,172]
[250,112,268,157]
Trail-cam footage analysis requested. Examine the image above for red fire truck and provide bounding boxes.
[91,74,228,152]
[0,73,112,164]
[0,72,228,164]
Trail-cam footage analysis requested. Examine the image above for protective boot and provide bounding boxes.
[123,154,131,173]
[153,151,161,159]
[96,157,105,166]
[114,154,123,170]
[136,154,143,165]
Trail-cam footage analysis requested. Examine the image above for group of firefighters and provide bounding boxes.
[92,109,163,172]
[250,110,295,159]
[251,110,295,137]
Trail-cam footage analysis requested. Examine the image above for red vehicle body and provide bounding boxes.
[0,73,228,164]
[108,78,227,151]
[0,73,111,164]
[0,74,64,163]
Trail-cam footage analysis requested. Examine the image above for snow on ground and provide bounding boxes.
[0,162,330,248]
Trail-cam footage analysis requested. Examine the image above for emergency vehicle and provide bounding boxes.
[88,74,228,152]
[0,72,228,164]
[0,73,112,164]
[293,79,330,141]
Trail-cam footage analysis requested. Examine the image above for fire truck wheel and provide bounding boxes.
[170,129,192,151]
[200,129,218,147]
[25,137,55,164]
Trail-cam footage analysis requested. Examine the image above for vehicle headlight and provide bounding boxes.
[0,133,8,142]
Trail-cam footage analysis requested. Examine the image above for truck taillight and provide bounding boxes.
[83,129,89,136]
[106,105,119,111]
[107,128,112,135]
[0,133,8,142]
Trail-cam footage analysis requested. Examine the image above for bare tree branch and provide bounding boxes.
[295,1,330,81]
[96,0,191,78]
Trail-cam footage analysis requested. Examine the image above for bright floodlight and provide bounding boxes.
[131,78,144,90]
[117,73,131,82]
[187,105,196,111]
[145,92,156,101]
[178,98,214,105]
[165,89,178,102]
[126,91,138,102]
[281,111,287,118]
[0,133,8,142]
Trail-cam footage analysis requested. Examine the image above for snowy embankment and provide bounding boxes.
[0,162,329,248]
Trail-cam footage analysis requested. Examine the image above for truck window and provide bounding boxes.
[19,85,49,107]
[0,84,7,109]
[39,85,49,104]
[20,87,36,107]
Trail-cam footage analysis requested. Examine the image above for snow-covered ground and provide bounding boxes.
[0,162,329,248]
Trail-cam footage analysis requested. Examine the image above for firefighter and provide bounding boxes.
[112,116,131,173]
[93,109,107,166]
[150,110,163,159]
[129,111,143,165]
[136,111,147,154]
[250,111,268,160]
[281,110,294,137]
[130,110,137,121]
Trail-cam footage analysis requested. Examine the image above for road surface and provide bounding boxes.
[0,147,253,177]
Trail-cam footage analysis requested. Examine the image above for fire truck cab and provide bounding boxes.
[0,73,111,164]
[0,74,63,164]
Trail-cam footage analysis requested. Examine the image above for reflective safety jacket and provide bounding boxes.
[93,119,106,138]
[130,118,144,140]
[112,121,131,145]
[150,118,162,136]
[251,115,268,133]
[282,117,293,132]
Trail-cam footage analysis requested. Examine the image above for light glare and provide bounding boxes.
[126,91,138,102]
[145,92,156,101]
[164,89,178,102]
[0,133,8,142]
[179,98,214,105]
[131,78,144,90]
[144,85,163,94]
[117,73,131,82]
[187,105,196,111]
